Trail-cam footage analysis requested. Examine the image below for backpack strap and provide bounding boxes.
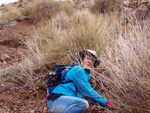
[60,62,78,84]
[47,93,64,101]
[62,80,73,84]
[60,66,72,84]
[62,80,78,96]
[75,84,78,95]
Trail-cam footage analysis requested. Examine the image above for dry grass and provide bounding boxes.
[91,0,122,14]
[23,0,74,24]
[0,52,48,90]
[23,0,62,24]
[31,10,118,64]
[60,0,74,16]
[1,8,150,112]
[0,5,22,25]
[0,10,114,87]
[93,19,150,112]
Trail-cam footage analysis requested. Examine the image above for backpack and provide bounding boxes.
[47,62,77,94]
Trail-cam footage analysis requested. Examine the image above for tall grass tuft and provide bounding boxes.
[91,0,122,14]
[1,10,114,88]
[23,0,74,24]
[32,10,118,65]
[23,0,62,24]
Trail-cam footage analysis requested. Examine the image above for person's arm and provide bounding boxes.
[70,66,107,107]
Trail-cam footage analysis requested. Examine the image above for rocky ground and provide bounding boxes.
[0,18,35,69]
[0,84,47,113]
[0,18,47,113]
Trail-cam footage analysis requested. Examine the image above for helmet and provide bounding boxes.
[77,49,101,68]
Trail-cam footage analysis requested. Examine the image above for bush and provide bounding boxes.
[96,19,150,112]
[32,10,116,64]
[23,0,74,24]
[23,0,62,24]
[91,0,122,14]
[0,5,22,25]
[0,54,48,89]
[1,11,114,88]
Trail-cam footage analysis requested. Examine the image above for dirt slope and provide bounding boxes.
[0,19,35,69]
[0,18,47,113]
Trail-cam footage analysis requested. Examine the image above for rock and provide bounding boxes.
[23,86,31,91]
[138,4,149,11]
[15,16,27,22]
[0,20,17,29]
[0,54,9,62]
[3,83,13,91]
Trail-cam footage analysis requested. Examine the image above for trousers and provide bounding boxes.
[47,95,89,113]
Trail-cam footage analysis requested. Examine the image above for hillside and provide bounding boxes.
[0,0,150,113]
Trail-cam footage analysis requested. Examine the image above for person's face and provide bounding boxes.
[82,55,95,70]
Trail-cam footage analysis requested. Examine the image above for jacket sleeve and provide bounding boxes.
[70,66,107,107]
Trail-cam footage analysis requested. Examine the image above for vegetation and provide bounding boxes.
[91,0,122,14]
[0,0,150,112]
[23,0,74,24]
[97,19,150,112]
[0,5,22,25]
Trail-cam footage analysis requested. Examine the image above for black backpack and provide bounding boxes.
[47,62,77,94]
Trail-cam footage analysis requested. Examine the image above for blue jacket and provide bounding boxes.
[52,66,107,106]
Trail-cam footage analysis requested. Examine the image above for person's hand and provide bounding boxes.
[105,101,113,110]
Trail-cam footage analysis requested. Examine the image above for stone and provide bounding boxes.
[138,4,149,11]
[0,20,17,29]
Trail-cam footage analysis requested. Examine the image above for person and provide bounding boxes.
[47,49,113,113]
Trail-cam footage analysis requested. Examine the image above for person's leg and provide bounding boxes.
[47,96,89,113]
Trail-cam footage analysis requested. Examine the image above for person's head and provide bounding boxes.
[77,50,100,70]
